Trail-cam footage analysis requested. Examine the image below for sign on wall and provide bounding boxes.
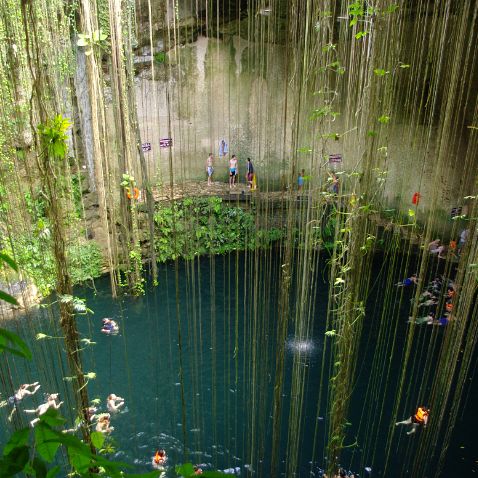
[160,138,173,148]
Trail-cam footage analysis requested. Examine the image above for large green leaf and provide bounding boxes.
[3,428,30,456]
[90,431,105,449]
[0,253,18,271]
[45,465,61,478]
[0,328,32,359]
[31,457,48,478]
[39,408,66,428]
[35,425,60,463]
[0,445,29,477]
[0,290,18,305]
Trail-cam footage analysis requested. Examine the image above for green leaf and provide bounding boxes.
[32,457,48,478]
[0,290,18,305]
[0,445,30,477]
[408,209,415,217]
[349,18,358,26]
[90,431,105,449]
[373,68,388,76]
[0,253,18,271]
[76,37,89,47]
[399,63,410,69]
[68,447,91,473]
[45,465,61,478]
[0,328,32,359]
[3,428,30,456]
[39,408,66,428]
[355,30,368,39]
[202,472,235,478]
[175,463,195,476]
[35,425,61,462]
[378,115,390,124]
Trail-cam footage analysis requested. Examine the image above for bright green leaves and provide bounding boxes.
[90,431,105,449]
[154,51,167,64]
[35,425,61,463]
[0,328,32,359]
[38,115,72,159]
[373,68,389,76]
[378,115,390,124]
[3,429,30,456]
[77,29,108,56]
[121,173,136,187]
[310,105,340,121]
[408,209,415,217]
[355,30,369,39]
[58,294,92,314]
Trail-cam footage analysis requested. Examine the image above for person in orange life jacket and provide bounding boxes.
[395,406,429,435]
[412,192,421,205]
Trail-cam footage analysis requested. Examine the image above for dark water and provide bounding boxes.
[1,251,477,477]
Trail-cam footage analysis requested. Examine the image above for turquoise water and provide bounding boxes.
[1,251,477,477]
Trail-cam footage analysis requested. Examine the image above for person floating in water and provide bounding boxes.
[101,318,119,335]
[194,465,203,475]
[95,413,114,433]
[396,274,418,287]
[9,382,41,405]
[24,393,63,427]
[106,393,124,413]
[395,406,429,435]
[7,382,41,421]
[152,449,168,469]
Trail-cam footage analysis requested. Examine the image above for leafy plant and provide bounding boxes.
[77,29,108,56]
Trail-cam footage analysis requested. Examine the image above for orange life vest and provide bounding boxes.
[412,192,421,205]
[414,407,428,423]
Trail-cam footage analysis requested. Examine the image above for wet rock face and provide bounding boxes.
[0,280,40,319]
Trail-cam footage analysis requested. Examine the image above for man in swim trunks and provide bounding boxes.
[229,155,238,188]
[206,153,214,186]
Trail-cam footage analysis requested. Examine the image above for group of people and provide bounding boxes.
[404,275,456,326]
[206,153,257,190]
[428,228,469,260]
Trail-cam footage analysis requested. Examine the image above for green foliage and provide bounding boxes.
[2,239,103,296]
[373,68,389,76]
[0,253,19,305]
[378,115,390,124]
[38,115,72,159]
[77,29,108,56]
[154,197,284,262]
[154,51,167,64]
[175,463,230,477]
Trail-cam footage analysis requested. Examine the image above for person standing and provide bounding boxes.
[206,153,214,186]
[246,158,254,188]
[229,155,238,188]
[298,169,305,191]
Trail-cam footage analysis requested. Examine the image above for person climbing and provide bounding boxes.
[245,158,254,188]
[229,155,238,188]
[395,406,429,435]
[206,153,214,186]
[24,393,63,427]
[106,393,125,413]
[152,449,168,469]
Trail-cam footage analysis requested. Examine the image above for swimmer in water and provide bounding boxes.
[101,318,119,335]
[7,382,41,421]
[106,394,124,413]
[152,449,167,469]
[24,393,63,427]
[396,406,429,435]
[95,413,114,433]
[396,274,418,287]
[194,465,203,475]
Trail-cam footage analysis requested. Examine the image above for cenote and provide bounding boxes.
[3,251,477,477]
[1,1,478,477]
